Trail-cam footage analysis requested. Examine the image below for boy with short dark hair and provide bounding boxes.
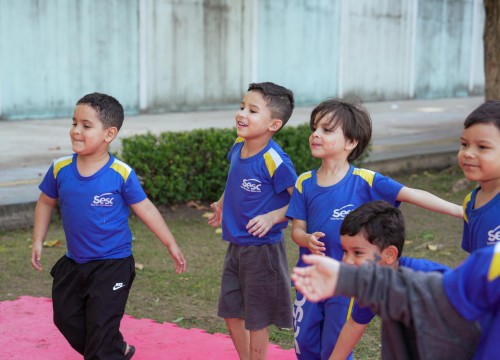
[286,98,462,360]
[208,82,297,359]
[31,92,186,359]
[458,100,500,252]
[330,200,449,359]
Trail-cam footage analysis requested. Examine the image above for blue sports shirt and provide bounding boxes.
[443,242,500,360]
[462,187,500,253]
[351,257,450,324]
[39,153,147,263]
[221,138,297,246]
[286,166,404,266]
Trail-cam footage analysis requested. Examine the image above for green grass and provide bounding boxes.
[0,164,474,358]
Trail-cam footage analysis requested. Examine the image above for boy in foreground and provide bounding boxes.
[208,82,297,359]
[291,241,500,359]
[31,93,186,359]
[330,200,449,359]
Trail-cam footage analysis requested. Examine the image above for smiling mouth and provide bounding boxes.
[237,121,247,127]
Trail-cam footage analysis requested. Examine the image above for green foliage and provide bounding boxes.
[120,125,371,206]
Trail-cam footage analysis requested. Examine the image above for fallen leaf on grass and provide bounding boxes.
[215,228,222,234]
[43,240,62,247]
[186,201,209,211]
[202,212,212,218]
[426,244,439,251]
[135,263,144,270]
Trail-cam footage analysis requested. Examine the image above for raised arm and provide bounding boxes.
[396,186,463,219]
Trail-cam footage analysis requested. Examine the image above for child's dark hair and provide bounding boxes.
[340,200,405,257]
[77,93,124,130]
[247,82,294,128]
[310,99,372,162]
[464,100,500,131]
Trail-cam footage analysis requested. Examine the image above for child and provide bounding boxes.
[458,100,500,253]
[330,200,449,359]
[31,93,186,360]
[285,99,462,360]
[207,82,297,359]
[291,242,500,360]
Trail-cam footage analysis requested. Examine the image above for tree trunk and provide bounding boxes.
[484,0,500,100]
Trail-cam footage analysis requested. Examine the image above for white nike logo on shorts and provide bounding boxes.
[113,282,125,291]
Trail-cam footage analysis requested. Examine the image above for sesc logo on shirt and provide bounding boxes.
[241,178,262,193]
[330,204,355,221]
[487,225,500,245]
[91,193,115,207]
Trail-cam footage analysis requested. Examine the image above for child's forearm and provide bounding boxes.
[32,195,56,246]
[132,199,178,248]
[397,187,463,219]
[330,319,367,360]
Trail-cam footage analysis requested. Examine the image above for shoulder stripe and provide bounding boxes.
[353,168,375,187]
[487,243,500,282]
[235,137,245,144]
[462,192,472,223]
[264,148,283,177]
[110,158,133,182]
[296,171,312,194]
[53,155,73,178]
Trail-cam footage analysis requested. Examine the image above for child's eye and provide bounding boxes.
[323,127,334,133]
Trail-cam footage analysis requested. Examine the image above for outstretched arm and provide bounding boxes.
[396,186,463,219]
[31,193,57,271]
[131,198,186,274]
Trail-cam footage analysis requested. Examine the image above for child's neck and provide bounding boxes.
[316,160,350,187]
[475,178,500,208]
[240,136,271,158]
[76,152,110,177]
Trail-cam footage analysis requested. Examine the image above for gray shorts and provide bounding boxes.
[217,239,293,331]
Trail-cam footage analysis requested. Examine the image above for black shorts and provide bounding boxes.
[217,239,293,330]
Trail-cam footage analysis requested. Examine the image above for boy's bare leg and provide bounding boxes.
[250,327,269,360]
[225,318,250,359]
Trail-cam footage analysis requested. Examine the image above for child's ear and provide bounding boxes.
[345,138,358,151]
[269,119,283,132]
[105,127,119,143]
[380,245,399,266]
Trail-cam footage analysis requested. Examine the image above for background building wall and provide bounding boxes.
[0,0,485,120]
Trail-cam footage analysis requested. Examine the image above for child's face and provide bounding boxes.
[235,90,278,139]
[341,233,383,267]
[70,104,111,156]
[458,123,500,184]
[309,115,355,160]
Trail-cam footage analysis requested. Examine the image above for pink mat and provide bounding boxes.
[0,297,295,359]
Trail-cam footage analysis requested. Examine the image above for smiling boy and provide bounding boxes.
[458,100,500,252]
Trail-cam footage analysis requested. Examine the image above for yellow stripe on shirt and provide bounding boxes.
[353,168,375,187]
[487,243,500,282]
[462,192,472,223]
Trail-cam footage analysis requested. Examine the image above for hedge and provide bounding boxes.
[119,124,369,206]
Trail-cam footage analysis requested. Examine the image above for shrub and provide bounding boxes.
[119,124,370,206]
